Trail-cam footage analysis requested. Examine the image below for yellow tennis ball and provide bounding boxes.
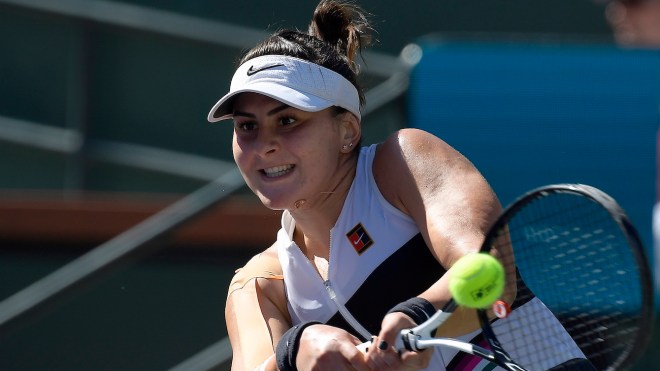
[449,253,505,309]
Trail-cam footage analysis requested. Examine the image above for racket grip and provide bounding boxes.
[356,341,371,353]
[394,334,406,351]
[356,332,408,353]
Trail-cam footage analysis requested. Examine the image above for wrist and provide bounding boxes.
[387,297,436,326]
[275,321,321,371]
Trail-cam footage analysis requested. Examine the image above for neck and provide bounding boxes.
[290,155,357,259]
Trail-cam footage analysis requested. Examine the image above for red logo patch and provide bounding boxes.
[493,300,511,319]
[346,223,374,254]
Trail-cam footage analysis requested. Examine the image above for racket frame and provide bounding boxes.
[365,184,653,371]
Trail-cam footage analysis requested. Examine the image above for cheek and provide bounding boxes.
[231,136,240,161]
[232,136,249,171]
[304,141,342,180]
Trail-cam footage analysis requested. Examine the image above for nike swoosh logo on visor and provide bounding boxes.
[246,64,285,76]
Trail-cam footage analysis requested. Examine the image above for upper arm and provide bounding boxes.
[226,245,291,370]
[373,129,511,337]
[373,129,503,336]
[373,128,502,268]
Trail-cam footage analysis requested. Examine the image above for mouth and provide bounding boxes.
[261,164,295,178]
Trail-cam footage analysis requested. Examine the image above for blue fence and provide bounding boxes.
[408,40,660,279]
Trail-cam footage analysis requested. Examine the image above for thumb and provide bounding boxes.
[377,312,415,352]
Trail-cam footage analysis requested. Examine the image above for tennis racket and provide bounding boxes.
[361,183,654,371]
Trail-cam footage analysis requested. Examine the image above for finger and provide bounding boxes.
[377,312,416,352]
[400,346,434,369]
[365,336,404,370]
[375,328,397,352]
[365,350,399,370]
[376,328,402,354]
[345,342,372,371]
[348,358,372,371]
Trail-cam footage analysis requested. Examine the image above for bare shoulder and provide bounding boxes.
[226,243,290,369]
[374,128,501,264]
[373,128,479,212]
[375,128,473,171]
[226,242,290,343]
[228,242,283,297]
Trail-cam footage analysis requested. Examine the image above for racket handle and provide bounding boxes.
[355,332,409,353]
[394,333,407,350]
[356,341,371,353]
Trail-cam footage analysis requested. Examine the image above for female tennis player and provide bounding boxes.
[213,1,589,370]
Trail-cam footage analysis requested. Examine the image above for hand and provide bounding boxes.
[365,312,433,371]
[296,324,371,371]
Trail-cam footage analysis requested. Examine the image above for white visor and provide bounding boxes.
[207,55,361,122]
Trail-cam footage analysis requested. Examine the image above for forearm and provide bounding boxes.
[417,267,482,338]
[253,355,277,371]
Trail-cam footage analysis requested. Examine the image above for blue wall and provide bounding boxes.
[409,40,660,271]
[408,42,660,369]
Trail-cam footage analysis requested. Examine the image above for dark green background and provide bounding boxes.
[1,1,656,370]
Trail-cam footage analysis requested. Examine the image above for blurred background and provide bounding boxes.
[0,0,658,370]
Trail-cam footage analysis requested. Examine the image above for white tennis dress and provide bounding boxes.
[276,144,586,370]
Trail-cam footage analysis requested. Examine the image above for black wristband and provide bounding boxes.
[387,297,436,326]
[275,321,321,371]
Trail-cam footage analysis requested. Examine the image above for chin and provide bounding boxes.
[256,195,289,211]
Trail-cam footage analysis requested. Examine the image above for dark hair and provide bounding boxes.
[239,0,373,108]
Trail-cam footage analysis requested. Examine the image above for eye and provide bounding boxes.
[280,116,297,126]
[234,120,257,132]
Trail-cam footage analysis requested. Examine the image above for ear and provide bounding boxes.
[339,112,361,150]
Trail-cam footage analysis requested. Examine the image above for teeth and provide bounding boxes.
[263,164,294,178]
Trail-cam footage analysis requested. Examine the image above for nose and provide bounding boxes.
[255,130,279,156]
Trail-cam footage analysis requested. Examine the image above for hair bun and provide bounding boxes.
[308,0,373,64]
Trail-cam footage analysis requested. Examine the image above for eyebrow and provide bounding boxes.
[233,103,291,118]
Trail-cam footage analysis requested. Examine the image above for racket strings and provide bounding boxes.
[489,192,645,370]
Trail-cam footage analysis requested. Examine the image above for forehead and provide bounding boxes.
[233,92,283,109]
[232,93,294,119]
[231,91,345,127]
[233,93,338,119]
